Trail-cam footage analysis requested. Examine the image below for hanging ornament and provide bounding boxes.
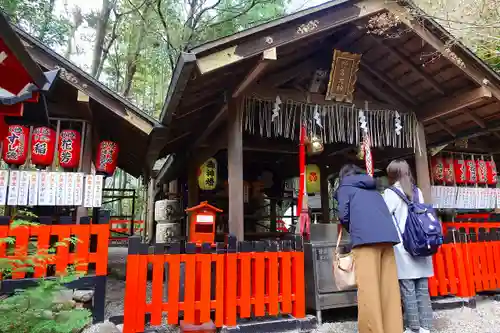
[2,125,29,165]
[95,140,119,176]
[305,164,321,193]
[394,111,402,136]
[313,104,322,128]
[476,159,488,184]
[306,134,324,155]
[487,160,497,185]
[31,126,56,167]
[271,95,281,122]
[358,110,367,133]
[453,159,467,184]
[58,129,81,169]
[198,158,217,191]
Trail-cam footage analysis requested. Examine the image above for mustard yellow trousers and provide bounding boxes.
[353,243,403,333]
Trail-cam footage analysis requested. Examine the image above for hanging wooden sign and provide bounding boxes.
[28,171,39,206]
[198,158,217,191]
[325,50,361,103]
[0,170,8,205]
[17,171,29,206]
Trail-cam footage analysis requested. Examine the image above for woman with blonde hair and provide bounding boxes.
[383,159,434,333]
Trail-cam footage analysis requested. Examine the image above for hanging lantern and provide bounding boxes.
[30,126,56,167]
[487,160,497,185]
[453,159,467,184]
[58,130,81,169]
[198,158,217,190]
[306,134,324,156]
[95,140,119,176]
[430,157,445,182]
[442,157,455,185]
[465,160,477,184]
[2,125,29,165]
[476,159,488,184]
[306,164,321,193]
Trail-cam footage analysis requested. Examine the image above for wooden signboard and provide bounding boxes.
[325,50,361,103]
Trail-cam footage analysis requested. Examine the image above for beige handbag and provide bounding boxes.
[333,229,357,290]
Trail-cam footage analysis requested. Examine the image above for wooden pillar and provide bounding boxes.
[76,122,92,223]
[145,177,156,242]
[270,199,277,232]
[187,164,199,238]
[227,99,244,241]
[320,165,330,224]
[415,122,431,202]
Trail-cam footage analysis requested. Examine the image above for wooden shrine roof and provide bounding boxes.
[156,0,500,182]
[10,25,168,178]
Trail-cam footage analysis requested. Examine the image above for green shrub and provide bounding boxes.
[0,215,92,333]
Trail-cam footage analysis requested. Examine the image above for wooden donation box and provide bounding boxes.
[186,201,222,244]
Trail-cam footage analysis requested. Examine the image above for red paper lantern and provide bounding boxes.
[465,160,477,184]
[442,158,455,184]
[95,140,119,176]
[31,126,56,167]
[430,157,445,182]
[487,161,497,185]
[2,125,29,165]
[58,130,81,169]
[454,159,467,184]
[476,159,488,184]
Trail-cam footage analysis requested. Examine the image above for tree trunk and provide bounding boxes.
[90,0,114,77]
[121,3,151,97]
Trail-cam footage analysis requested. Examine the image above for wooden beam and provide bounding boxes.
[232,49,275,98]
[419,87,492,122]
[434,118,456,137]
[195,0,386,74]
[227,98,244,240]
[386,2,500,101]
[194,51,276,148]
[359,62,417,106]
[367,34,445,95]
[260,56,317,88]
[357,71,410,110]
[415,123,431,201]
[429,117,500,148]
[464,109,500,140]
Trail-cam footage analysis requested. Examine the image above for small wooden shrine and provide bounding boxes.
[0,13,167,221]
[151,0,500,242]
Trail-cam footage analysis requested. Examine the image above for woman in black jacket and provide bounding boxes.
[335,164,403,333]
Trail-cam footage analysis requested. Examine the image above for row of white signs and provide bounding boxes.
[431,186,500,209]
[0,170,104,207]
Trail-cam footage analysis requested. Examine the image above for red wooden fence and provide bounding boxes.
[123,235,306,333]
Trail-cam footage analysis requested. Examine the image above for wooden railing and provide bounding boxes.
[123,235,306,333]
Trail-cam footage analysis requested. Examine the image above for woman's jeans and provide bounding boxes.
[400,278,433,331]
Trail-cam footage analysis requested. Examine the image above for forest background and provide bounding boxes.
[1,0,499,220]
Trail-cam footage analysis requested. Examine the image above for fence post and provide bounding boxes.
[224,235,238,327]
[291,235,305,318]
[123,236,143,333]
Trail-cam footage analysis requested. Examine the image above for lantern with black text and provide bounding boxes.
[95,140,119,176]
[454,159,467,184]
[476,159,488,184]
[31,126,56,167]
[306,164,320,193]
[198,158,217,190]
[58,130,81,169]
[430,157,445,183]
[487,160,497,185]
[465,160,477,184]
[2,125,28,165]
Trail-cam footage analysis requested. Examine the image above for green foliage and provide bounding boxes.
[0,216,91,333]
[0,0,71,48]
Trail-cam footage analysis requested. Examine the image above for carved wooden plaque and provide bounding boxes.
[325,50,361,103]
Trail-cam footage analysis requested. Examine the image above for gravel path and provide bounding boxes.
[313,297,500,333]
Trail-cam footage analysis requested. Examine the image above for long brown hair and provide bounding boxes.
[387,159,414,200]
